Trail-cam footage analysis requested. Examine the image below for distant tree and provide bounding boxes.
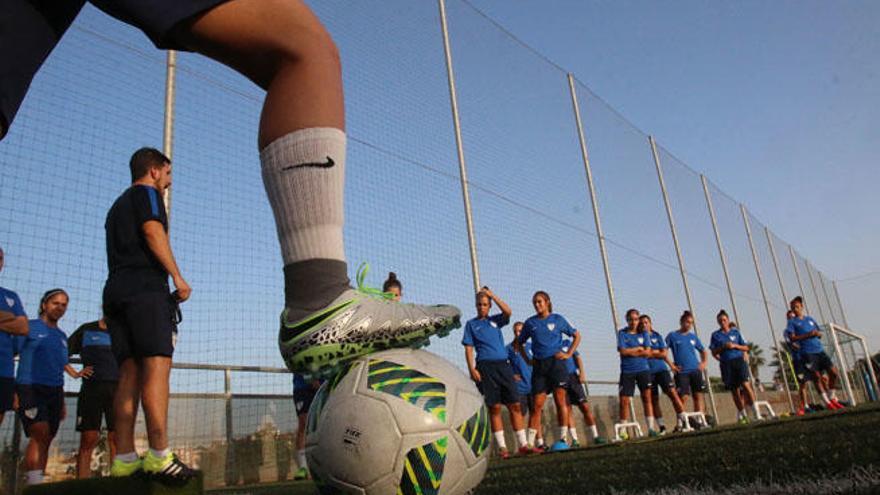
[748,343,765,383]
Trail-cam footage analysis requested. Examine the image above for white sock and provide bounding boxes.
[527,428,538,446]
[150,448,171,459]
[736,409,745,420]
[830,389,838,400]
[589,425,599,439]
[515,429,528,448]
[569,427,579,443]
[25,470,43,485]
[493,431,508,450]
[297,450,307,469]
[647,416,657,430]
[116,451,139,463]
[677,412,687,426]
[821,392,831,405]
[557,426,568,443]
[536,437,545,447]
[260,127,347,264]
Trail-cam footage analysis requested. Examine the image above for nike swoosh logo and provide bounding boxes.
[282,157,335,171]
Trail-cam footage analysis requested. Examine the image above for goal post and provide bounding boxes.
[827,324,879,406]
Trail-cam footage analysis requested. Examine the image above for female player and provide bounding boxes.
[641,314,687,433]
[787,296,843,409]
[561,337,605,446]
[710,310,760,423]
[516,291,580,452]
[507,322,546,450]
[0,245,29,429]
[617,309,656,436]
[382,272,402,301]
[665,311,708,427]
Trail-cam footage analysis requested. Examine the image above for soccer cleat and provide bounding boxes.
[796,407,805,416]
[519,445,543,455]
[570,440,581,448]
[498,448,511,460]
[144,450,198,486]
[830,399,845,409]
[280,264,461,377]
[294,467,310,480]
[593,436,608,445]
[648,429,660,438]
[658,425,668,436]
[110,457,143,478]
[550,440,569,452]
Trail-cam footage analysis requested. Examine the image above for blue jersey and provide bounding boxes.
[647,330,669,373]
[16,319,68,387]
[561,338,580,376]
[461,313,511,362]
[665,330,705,373]
[786,316,823,354]
[0,287,26,378]
[518,313,577,360]
[617,328,650,373]
[709,328,747,362]
[507,341,533,396]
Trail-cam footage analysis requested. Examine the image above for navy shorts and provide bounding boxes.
[531,357,569,395]
[803,351,835,374]
[0,377,14,412]
[619,371,652,397]
[476,360,520,407]
[565,374,589,405]
[294,387,317,416]
[675,370,706,396]
[518,393,533,414]
[650,369,675,395]
[76,380,117,432]
[0,0,230,138]
[17,384,65,438]
[104,282,179,363]
[720,358,750,390]
[792,356,812,383]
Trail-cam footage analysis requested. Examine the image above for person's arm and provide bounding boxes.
[464,345,480,383]
[482,287,511,320]
[64,364,93,379]
[0,312,28,336]
[559,329,581,360]
[142,221,191,302]
[575,354,587,383]
[699,349,708,371]
[665,354,680,372]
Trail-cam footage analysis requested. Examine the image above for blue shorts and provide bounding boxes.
[16,384,65,438]
[650,369,675,395]
[531,357,569,395]
[675,370,706,396]
[476,360,520,407]
[619,371,652,397]
[0,377,14,412]
[803,352,835,374]
[720,358,750,390]
[565,374,589,405]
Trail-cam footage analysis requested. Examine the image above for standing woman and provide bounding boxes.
[665,311,708,427]
[616,309,656,437]
[641,314,686,433]
[0,246,30,428]
[710,310,760,423]
[382,272,402,302]
[516,291,580,452]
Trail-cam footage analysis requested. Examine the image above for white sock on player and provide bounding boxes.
[830,389,838,401]
[536,437,545,447]
[527,428,538,447]
[260,127,347,264]
[116,451,139,463]
[493,431,508,451]
[647,416,657,430]
[297,450,308,469]
[569,427,579,443]
[821,392,831,405]
[515,429,528,449]
[589,425,599,439]
[656,417,665,427]
[736,409,745,421]
[677,412,687,426]
[557,426,568,443]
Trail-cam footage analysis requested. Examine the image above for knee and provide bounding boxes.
[489,404,502,415]
[274,23,341,73]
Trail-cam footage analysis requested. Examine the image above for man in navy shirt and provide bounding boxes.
[0,245,29,427]
[787,296,843,409]
[561,338,605,446]
[617,309,656,436]
[710,310,760,423]
[462,287,527,458]
[666,310,708,426]
[642,314,687,434]
[68,316,119,479]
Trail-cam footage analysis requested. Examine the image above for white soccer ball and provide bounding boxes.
[305,348,489,495]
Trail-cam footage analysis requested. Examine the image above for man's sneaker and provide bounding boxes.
[110,457,143,478]
[550,440,569,452]
[294,467,310,480]
[593,436,608,445]
[144,450,197,486]
[280,265,461,376]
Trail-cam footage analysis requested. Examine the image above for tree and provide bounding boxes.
[747,342,765,383]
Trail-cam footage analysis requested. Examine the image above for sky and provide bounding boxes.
[0,0,877,445]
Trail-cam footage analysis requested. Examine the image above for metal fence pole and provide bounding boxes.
[818,272,837,325]
[829,325,857,406]
[741,205,795,412]
[162,50,177,218]
[788,245,811,314]
[438,0,481,292]
[648,136,718,420]
[765,228,789,304]
[804,261,828,324]
[832,281,851,330]
[700,176,741,325]
[224,368,236,486]
[858,335,879,401]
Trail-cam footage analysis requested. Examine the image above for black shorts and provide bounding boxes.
[650,370,675,395]
[675,370,706,396]
[294,387,317,416]
[792,356,812,383]
[0,377,14,412]
[531,357,569,395]
[803,351,835,374]
[76,380,117,432]
[565,374,589,405]
[720,358,750,390]
[16,384,65,437]
[0,0,230,138]
[104,283,179,364]
[518,392,533,414]
[619,371,652,397]
[476,360,520,407]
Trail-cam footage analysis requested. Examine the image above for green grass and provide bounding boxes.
[209,404,880,495]
[24,472,203,495]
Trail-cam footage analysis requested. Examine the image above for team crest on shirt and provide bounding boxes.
[729,335,736,341]
[5,297,14,308]
[24,408,38,419]
[490,321,498,328]
[690,340,696,345]
[637,337,644,344]
[547,323,556,331]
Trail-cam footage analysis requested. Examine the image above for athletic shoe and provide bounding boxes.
[110,457,143,478]
[796,407,805,416]
[143,450,198,486]
[540,444,550,452]
[593,436,608,445]
[648,429,660,438]
[294,467,310,480]
[830,399,845,409]
[738,416,750,425]
[658,425,668,436]
[280,264,461,376]
[518,445,543,455]
[570,440,581,448]
[498,448,510,460]
[550,440,569,452]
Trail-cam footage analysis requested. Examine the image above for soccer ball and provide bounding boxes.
[305,348,490,494]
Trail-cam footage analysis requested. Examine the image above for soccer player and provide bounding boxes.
[292,373,321,480]
[665,311,708,427]
[783,309,810,415]
[617,309,656,437]
[15,289,89,485]
[1,0,460,380]
[787,296,843,409]
[0,246,29,427]
[641,314,686,434]
[67,316,119,479]
[462,288,528,458]
[710,310,760,423]
[561,337,605,446]
[517,291,581,452]
[507,322,544,450]
[382,272,402,302]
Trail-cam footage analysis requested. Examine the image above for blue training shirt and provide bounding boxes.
[461,313,511,362]
[647,330,669,373]
[561,338,580,376]
[0,287,26,378]
[709,328,747,362]
[617,328,650,374]
[786,316,823,355]
[15,319,68,387]
[518,313,577,360]
[665,330,705,373]
[507,341,533,396]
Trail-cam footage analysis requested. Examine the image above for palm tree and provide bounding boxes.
[748,342,765,383]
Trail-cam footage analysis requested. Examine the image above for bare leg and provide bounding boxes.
[113,359,140,455]
[619,396,631,422]
[529,393,547,432]
[488,404,504,434]
[141,356,172,451]
[552,388,570,431]
[24,423,52,473]
[77,430,100,479]
[507,403,524,432]
[694,392,705,414]
[741,382,757,405]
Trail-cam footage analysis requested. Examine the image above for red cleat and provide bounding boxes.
[498,448,510,460]
[796,407,805,416]
[830,399,845,409]
[518,445,543,455]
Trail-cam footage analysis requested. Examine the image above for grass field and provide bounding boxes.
[209,403,880,495]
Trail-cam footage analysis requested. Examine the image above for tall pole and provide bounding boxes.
[832,281,851,329]
[788,245,811,314]
[162,50,177,218]
[818,271,837,325]
[648,136,717,419]
[438,0,481,292]
[829,325,857,406]
[741,205,794,411]
[765,228,788,304]
[804,260,827,324]
[701,176,741,325]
